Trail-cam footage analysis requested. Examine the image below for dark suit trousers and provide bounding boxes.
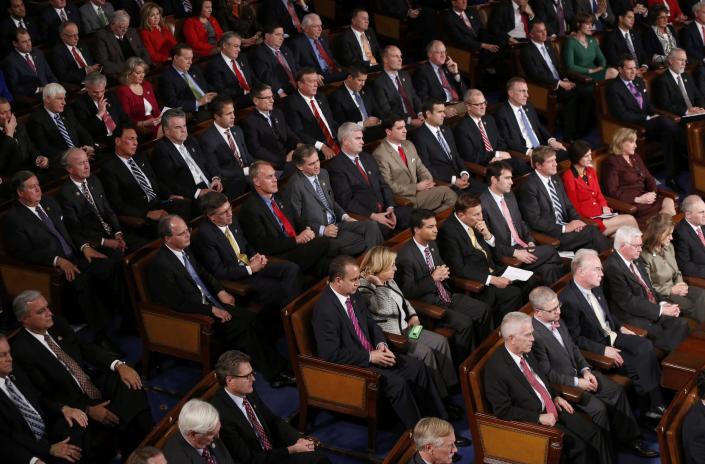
[558,225,611,252]
[377,205,413,240]
[557,409,614,464]
[442,293,492,359]
[247,260,302,310]
[328,220,383,257]
[68,252,124,332]
[614,333,661,395]
[515,244,565,285]
[477,284,523,326]
[644,115,681,177]
[622,313,689,353]
[558,84,594,140]
[278,237,330,278]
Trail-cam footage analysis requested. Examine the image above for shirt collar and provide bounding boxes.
[489,188,504,203]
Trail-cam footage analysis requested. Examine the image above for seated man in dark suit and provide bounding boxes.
[11,290,153,461]
[0,0,42,58]
[283,68,340,159]
[148,214,294,386]
[159,43,217,123]
[396,208,492,359]
[93,10,152,80]
[28,83,95,179]
[573,0,615,31]
[412,41,467,106]
[49,21,101,86]
[193,191,302,311]
[378,0,437,51]
[328,65,382,138]
[674,194,705,278]
[3,28,57,100]
[163,400,236,464]
[206,31,259,109]
[606,55,683,191]
[561,248,667,419]
[251,25,299,99]
[603,226,690,353]
[438,193,527,323]
[409,417,460,463]
[495,77,567,160]
[518,146,610,252]
[240,161,330,277]
[682,370,705,463]
[653,48,705,117]
[488,0,534,47]
[289,13,345,83]
[521,21,593,142]
[327,122,411,238]
[283,145,383,256]
[241,84,301,172]
[454,89,530,176]
[443,0,500,73]
[479,161,565,284]
[602,9,649,70]
[197,96,253,199]
[679,2,705,64]
[0,97,47,186]
[211,350,331,464]
[261,0,308,37]
[313,255,449,429]
[336,9,381,71]
[484,311,613,464]
[372,45,424,127]
[0,332,88,464]
[38,0,82,44]
[71,72,130,148]
[533,0,573,36]
[529,286,658,458]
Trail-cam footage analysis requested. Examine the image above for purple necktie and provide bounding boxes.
[627,81,643,109]
[345,297,373,351]
[424,247,452,304]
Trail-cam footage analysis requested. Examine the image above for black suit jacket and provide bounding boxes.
[289,33,340,77]
[336,27,381,68]
[206,53,259,108]
[98,153,167,219]
[454,114,508,164]
[412,62,467,103]
[680,21,705,63]
[442,8,485,51]
[520,40,563,87]
[531,316,591,386]
[602,28,648,68]
[162,0,194,17]
[282,92,339,147]
[682,400,705,464]
[602,252,665,324]
[488,0,525,46]
[159,65,214,113]
[0,16,41,57]
[673,219,705,279]
[437,213,501,283]
[49,41,95,85]
[479,188,535,259]
[191,218,255,282]
[494,101,552,153]
[573,0,615,29]
[328,84,380,125]
[241,108,300,169]
[518,171,580,238]
[606,76,654,123]
[534,0,573,36]
[251,43,299,95]
[372,70,422,119]
[163,431,236,464]
[0,122,40,177]
[411,123,467,183]
[642,24,677,65]
[198,124,253,196]
[652,70,705,116]
[70,92,130,146]
[261,0,307,36]
[239,192,303,255]
[395,239,452,304]
[2,48,57,98]
[152,136,219,199]
[327,150,395,216]
[38,4,82,44]
[147,244,225,315]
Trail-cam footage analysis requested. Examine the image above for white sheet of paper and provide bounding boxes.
[500,266,534,281]
[558,251,576,259]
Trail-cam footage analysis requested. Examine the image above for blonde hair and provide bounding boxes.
[119,57,150,85]
[140,2,165,31]
[413,417,454,450]
[610,128,638,155]
[360,246,397,276]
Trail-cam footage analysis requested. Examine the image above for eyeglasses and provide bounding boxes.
[254,95,274,100]
[467,101,487,106]
[229,371,255,379]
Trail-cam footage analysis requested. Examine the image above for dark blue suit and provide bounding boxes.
[251,43,299,96]
[197,124,253,198]
[38,4,82,44]
[2,48,57,98]
[158,65,213,114]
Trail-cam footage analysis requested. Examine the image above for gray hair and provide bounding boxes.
[161,108,187,129]
[301,13,321,28]
[219,31,242,47]
[177,399,220,435]
[13,290,43,321]
[528,286,557,312]
[613,225,642,250]
[667,48,687,60]
[499,311,531,339]
[693,0,705,15]
[425,39,445,55]
[463,88,483,102]
[413,417,454,450]
[682,194,704,213]
[157,214,181,238]
[214,350,251,386]
[60,147,85,168]
[58,21,79,36]
[337,122,363,144]
[43,83,66,100]
[83,72,107,88]
[571,248,599,273]
[110,9,130,25]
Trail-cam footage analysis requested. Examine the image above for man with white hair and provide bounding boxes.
[163,399,237,463]
[410,417,458,464]
[674,194,705,278]
[603,225,689,353]
[94,10,152,79]
[484,311,612,464]
[71,72,130,147]
[289,13,344,83]
[653,48,705,117]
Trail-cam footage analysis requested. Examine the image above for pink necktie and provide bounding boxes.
[519,357,558,418]
[461,11,473,31]
[424,247,452,304]
[697,227,705,248]
[500,198,528,247]
[437,67,459,101]
[224,129,243,167]
[478,119,493,151]
[345,297,373,351]
[630,262,656,304]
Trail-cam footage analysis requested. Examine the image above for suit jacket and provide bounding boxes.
[94,26,152,77]
[480,188,535,259]
[454,114,508,164]
[560,281,622,354]
[336,27,382,68]
[411,123,467,183]
[70,91,130,146]
[251,43,299,95]
[211,388,301,464]
[99,153,166,219]
[642,24,677,65]
[0,16,41,58]
[641,243,684,295]
[495,101,552,153]
[395,238,453,304]
[206,53,259,107]
[49,41,96,86]
[412,61,467,103]
[327,150,395,216]
[183,16,223,57]
[239,192,304,255]
[358,278,418,335]
[437,213,501,283]
[682,400,705,464]
[282,91,339,147]
[163,431,236,464]
[488,0,527,45]
[372,139,433,200]
[0,122,40,176]
[79,1,114,34]
[162,0,195,18]
[312,285,386,367]
[241,108,300,169]
[261,0,307,36]
[534,0,573,36]
[198,124,253,193]
[289,33,340,77]
[606,76,654,123]
[2,48,57,98]
[679,21,705,63]
[284,169,346,232]
[652,70,705,116]
[192,218,255,282]
[531,316,590,386]
[442,8,485,51]
[673,219,705,279]
[147,244,225,315]
[520,40,563,87]
[159,65,213,113]
[518,170,580,238]
[372,70,422,119]
[114,0,143,26]
[573,0,615,29]
[38,4,82,44]
[602,27,648,68]
[329,83,381,124]
[152,136,219,199]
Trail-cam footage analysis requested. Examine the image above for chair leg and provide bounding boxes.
[298,403,308,433]
[367,416,377,453]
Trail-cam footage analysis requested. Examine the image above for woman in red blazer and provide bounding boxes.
[116,57,162,140]
[183,0,224,57]
[561,140,638,236]
[139,2,177,64]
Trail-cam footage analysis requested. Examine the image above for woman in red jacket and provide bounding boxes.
[139,2,177,64]
[116,57,162,139]
[561,140,638,236]
[183,0,224,57]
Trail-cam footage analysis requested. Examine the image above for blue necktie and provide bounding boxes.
[547,178,565,225]
[313,177,335,224]
[436,129,452,159]
[519,108,540,148]
[36,205,75,259]
[182,252,222,308]
[353,91,369,120]
[54,113,75,148]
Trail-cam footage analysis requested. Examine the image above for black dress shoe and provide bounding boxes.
[454,436,471,447]
[665,177,683,193]
[626,440,659,458]
[270,373,297,388]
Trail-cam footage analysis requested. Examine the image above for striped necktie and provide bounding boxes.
[5,378,45,440]
[546,178,565,225]
[345,297,373,351]
[54,113,75,148]
[313,177,335,224]
[127,158,156,201]
[44,335,102,399]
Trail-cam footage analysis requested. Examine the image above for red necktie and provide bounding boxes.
[697,227,705,248]
[102,111,116,133]
[24,54,36,73]
[314,39,337,72]
[397,145,408,166]
[201,446,217,464]
[478,119,493,152]
[270,198,296,237]
[345,297,373,351]
[225,129,244,167]
[71,47,86,68]
[242,398,273,451]
[437,67,459,102]
[353,156,369,184]
[521,12,530,35]
[274,49,296,88]
[309,99,340,154]
[230,59,250,92]
[395,74,416,119]
[630,262,656,304]
[286,1,302,32]
[231,0,239,17]
[500,198,528,248]
[519,357,558,418]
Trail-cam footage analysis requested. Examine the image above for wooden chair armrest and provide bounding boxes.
[581,350,616,370]
[0,255,64,277]
[474,412,563,436]
[653,109,681,121]
[499,256,523,267]
[532,231,561,247]
[393,195,413,207]
[297,354,381,382]
[564,70,593,84]
[508,150,530,162]
[657,188,678,200]
[605,197,637,214]
[139,301,215,326]
[118,215,147,229]
[464,161,487,178]
[684,275,705,288]
[221,280,253,297]
[409,300,446,319]
[551,383,584,403]
[450,276,485,293]
[622,323,648,337]
[347,212,370,221]
[384,332,409,352]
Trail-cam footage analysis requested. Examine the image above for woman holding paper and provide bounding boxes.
[641,213,705,322]
[561,140,638,236]
[601,128,676,222]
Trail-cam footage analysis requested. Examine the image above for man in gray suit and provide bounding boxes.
[80,0,114,34]
[283,145,383,256]
[94,10,151,79]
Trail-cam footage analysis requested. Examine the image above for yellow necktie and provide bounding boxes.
[467,226,492,272]
[224,228,250,265]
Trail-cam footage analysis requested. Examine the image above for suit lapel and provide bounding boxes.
[500,346,541,403]
[329,287,371,346]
